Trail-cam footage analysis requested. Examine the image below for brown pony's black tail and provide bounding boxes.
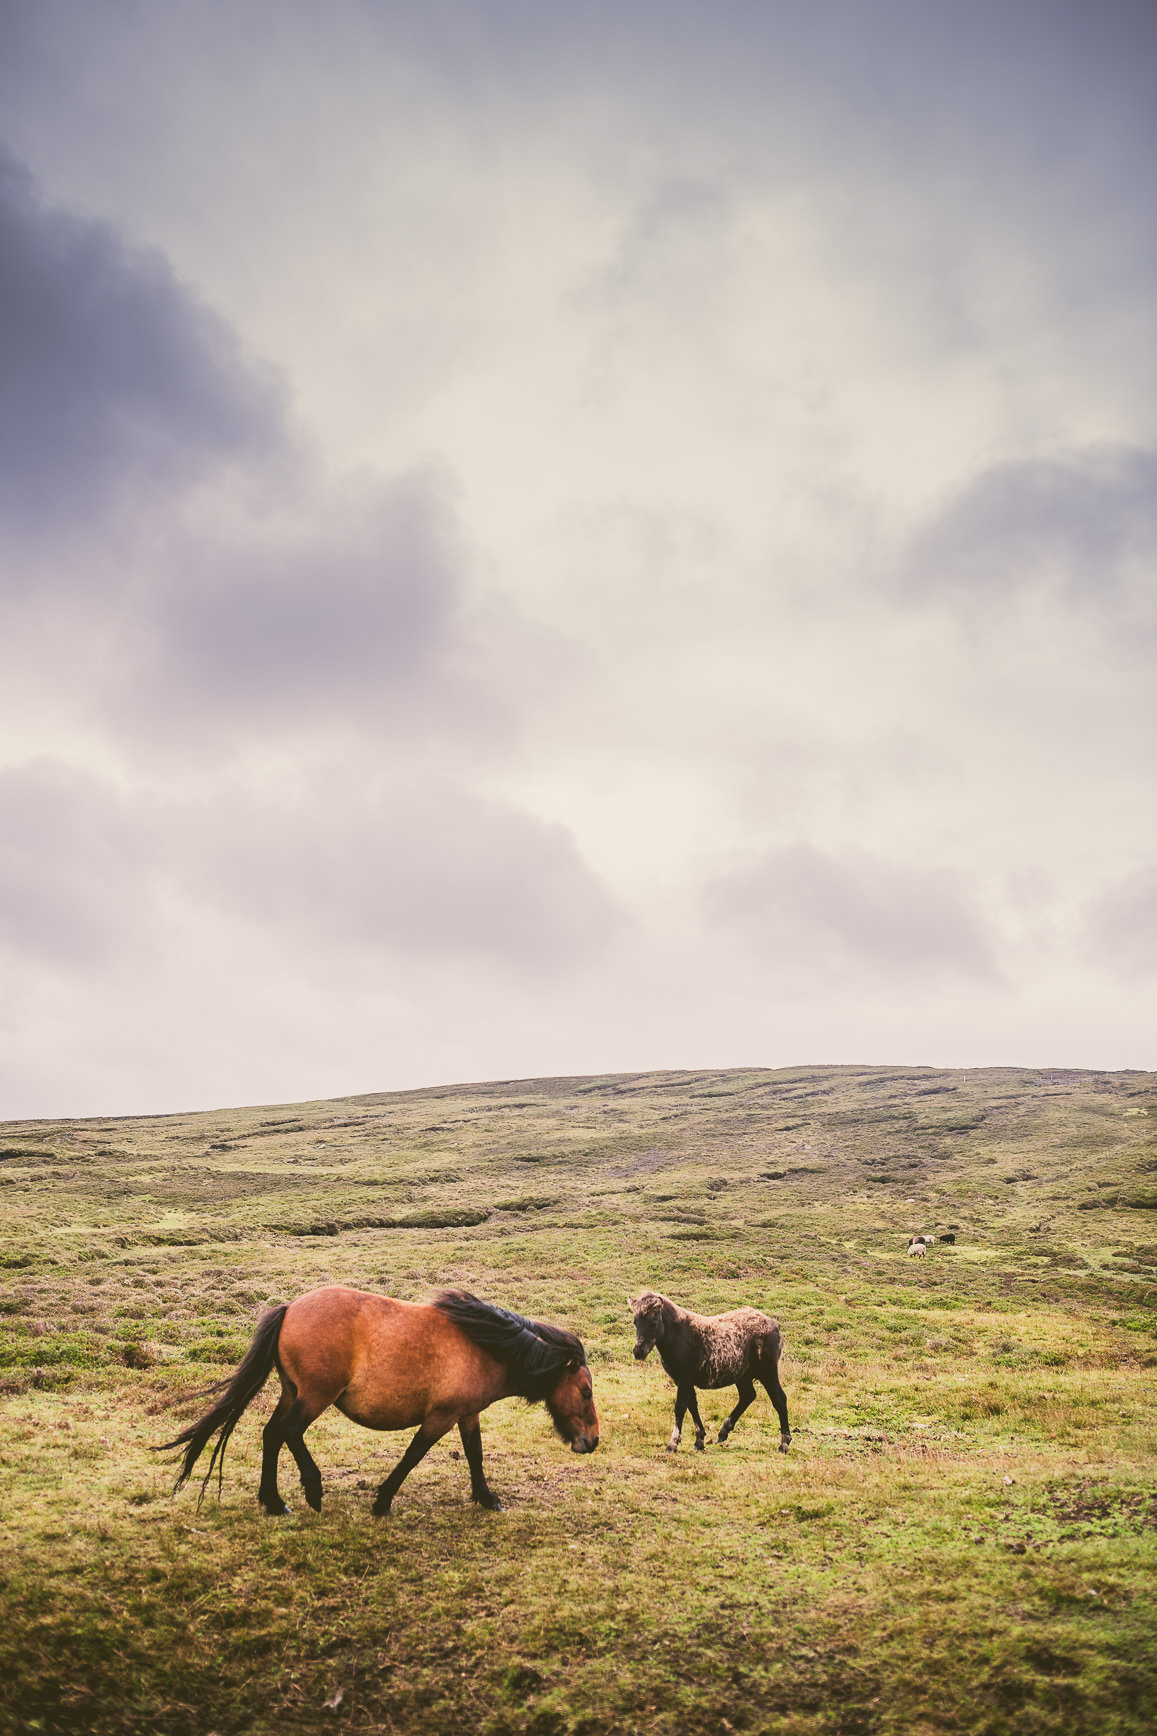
[160,1304,287,1503]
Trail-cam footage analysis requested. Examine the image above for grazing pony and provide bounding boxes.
[163,1287,598,1517]
[907,1238,927,1257]
[628,1291,790,1453]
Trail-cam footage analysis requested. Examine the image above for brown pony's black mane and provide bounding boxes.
[432,1290,585,1400]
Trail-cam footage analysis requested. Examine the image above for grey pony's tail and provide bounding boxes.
[159,1305,288,1503]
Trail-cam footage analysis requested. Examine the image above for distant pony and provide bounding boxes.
[907,1238,927,1258]
[628,1291,790,1453]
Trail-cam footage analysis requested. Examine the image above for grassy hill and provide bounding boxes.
[1,1064,1155,1734]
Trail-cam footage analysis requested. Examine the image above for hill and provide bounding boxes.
[1,1065,1155,1734]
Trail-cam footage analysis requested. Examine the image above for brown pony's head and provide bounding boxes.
[544,1358,599,1454]
[628,1291,667,1361]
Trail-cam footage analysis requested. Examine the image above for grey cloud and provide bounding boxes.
[0,761,157,965]
[904,447,1157,605]
[0,148,285,544]
[705,843,997,981]
[0,154,499,752]
[1084,866,1157,979]
[122,471,473,738]
[0,763,624,985]
[186,779,625,977]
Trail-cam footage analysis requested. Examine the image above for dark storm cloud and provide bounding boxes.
[0,148,285,544]
[904,447,1157,606]
[0,149,494,747]
[705,844,997,981]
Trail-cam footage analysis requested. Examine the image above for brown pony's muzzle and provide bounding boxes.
[549,1362,599,1454]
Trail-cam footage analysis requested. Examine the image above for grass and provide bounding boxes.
[0,1062,1155,1734]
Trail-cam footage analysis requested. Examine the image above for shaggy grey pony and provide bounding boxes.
[628,1291,791,1453]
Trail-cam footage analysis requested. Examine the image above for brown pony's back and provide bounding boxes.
[278,1289,508,1433]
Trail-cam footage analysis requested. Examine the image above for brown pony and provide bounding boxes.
[163,1287,598,1516]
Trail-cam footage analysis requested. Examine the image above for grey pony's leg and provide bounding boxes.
[761,1365,792,1452]
[668,1388,690,1452]
[717,1378,757,1444]
[686,1387,707,1451]
[372,1426,439,1516]
[458,1413,503,1511]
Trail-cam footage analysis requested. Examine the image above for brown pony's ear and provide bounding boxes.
[626,1294,637,1311]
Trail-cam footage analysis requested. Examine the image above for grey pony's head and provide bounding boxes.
[627,1291,667,1361]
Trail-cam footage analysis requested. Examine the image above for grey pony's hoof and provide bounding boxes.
[665,1443,679,1454]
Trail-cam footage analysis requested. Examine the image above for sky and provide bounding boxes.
[0,0,1154,1117]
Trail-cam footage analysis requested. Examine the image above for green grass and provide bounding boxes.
[1,1063,1156,1734]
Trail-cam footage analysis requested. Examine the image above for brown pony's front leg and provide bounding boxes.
[458,1413,503,1510]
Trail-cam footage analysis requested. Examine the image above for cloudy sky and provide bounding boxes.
[1,0,1154,1116]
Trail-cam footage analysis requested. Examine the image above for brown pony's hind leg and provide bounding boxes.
[283,1402,324,1511]
[259,1384,296,1515]
[259,1381,328,1515]
[458,1413,503,1510]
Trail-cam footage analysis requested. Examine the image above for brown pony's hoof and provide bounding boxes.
[473,1494,504,1511]
[694,1437,706,1452]
[260,1498,291,1516]
[779,1436,792,1454]
[372,1497,394,1518]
